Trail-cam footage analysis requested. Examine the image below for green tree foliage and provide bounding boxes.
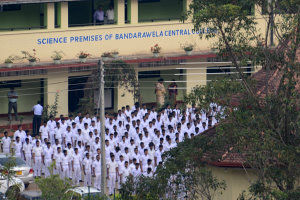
[42,92,59,121]
[184,0,300,199]
[120,135,226,200]
[35,174,73,200]
[77,60,140,114]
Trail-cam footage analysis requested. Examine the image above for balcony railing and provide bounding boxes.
[0,26,46,32]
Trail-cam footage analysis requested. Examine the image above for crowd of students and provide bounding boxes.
[1,102,221,195]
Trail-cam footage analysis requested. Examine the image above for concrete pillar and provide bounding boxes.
[46,72,68,117]
[183,0,192,21]
[115,0,125,25]
[128,0,138,24]
[60,2,69,29]
[45,3,55,29]
[185,68,207,94]
[116,86,134,111]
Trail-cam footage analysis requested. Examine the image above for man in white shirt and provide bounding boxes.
[1,131,11,154]
[106,154,118,196]
[42,142,53,177]
[39,121,49,143]
[83,113,91,126]
[119,161,131,184]
[54,122,63,145]
[32,140,43,177]
[83,153,92,187]
[14,125,26,142]
[47,115,56,144]
[92,154,102,190]
[154,145,164,166]
[60,150,70,179]
[14,136,22,158]
[139,149,150,173]
[72,148,82,185]
[23,138,32,167]
[32,101,43,137]
[106,5,114,24]
[132,163,141,178]
[53,147,63,175]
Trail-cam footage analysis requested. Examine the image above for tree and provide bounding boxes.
[35,163,73,200]
[120,135,227,200]
[42,92,59,121]
[184,0,300,199]
[121,0,300,199]
[78,60,140,113]
[35,174,73,200]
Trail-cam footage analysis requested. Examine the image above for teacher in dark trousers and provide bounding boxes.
[32,101,43,137]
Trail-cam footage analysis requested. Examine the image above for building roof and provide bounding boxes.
[204,44,300,168]
[0,0,83,5]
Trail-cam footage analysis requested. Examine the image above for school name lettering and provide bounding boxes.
[37,28,216,45]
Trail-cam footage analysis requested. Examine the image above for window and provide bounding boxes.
[1,4,21,12]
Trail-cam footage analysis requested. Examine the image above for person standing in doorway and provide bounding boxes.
[93,6,104,25]
[8,87,18,121]
[168,79,178,105]
[155,79,166,107]
[32,101,43,137]
[106,5,114,24]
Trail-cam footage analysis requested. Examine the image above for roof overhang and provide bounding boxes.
[0,0,84,5]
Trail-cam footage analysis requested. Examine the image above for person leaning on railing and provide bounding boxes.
[93,6,104,25]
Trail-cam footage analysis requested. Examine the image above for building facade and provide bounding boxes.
[0,0,266,116]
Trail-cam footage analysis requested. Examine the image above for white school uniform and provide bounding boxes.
[32,146,43,177]
[1,137,11,154]
[92,159,102,190]
[83,158,92,187]
[107,159,118,195]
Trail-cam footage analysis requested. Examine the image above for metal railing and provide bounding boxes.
[139,17,181,23]
[0,26,46,32]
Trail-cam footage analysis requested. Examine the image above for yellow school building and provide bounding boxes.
[0,1,272,198]
[0,0,268,117]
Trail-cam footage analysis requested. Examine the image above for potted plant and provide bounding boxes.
[4,55,21,68]
[151,44,161,57]
[21,49,39,66]
[51,51,65,64]
[78,51,91,63]
[182,44,194,55]
[111,50,119,58]
[101,52,111,61]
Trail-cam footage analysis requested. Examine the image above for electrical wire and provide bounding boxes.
[0,70,251,93]
[0,78,243,98]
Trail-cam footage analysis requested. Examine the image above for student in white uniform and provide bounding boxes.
[106,154,118,196]
[92,154,102,190]
[39,121,49,143]
[1,131,11,154]
[42,142,53,177]
[22,138,32,167]
[54,122,63,145]
[119,161,131,184]
[14,125,26,142]
[60,150,70,179]
[72,148,82,186]
[53,147,63,175]
[14,136,22,158]
[32,140,43,177]
[83,153,92,187]
[132,162,141,178]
